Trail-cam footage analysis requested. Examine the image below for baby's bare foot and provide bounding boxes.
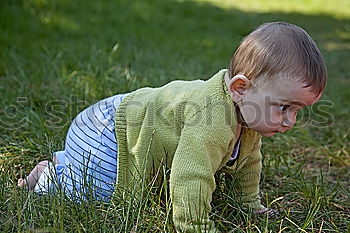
[18,178,26,188]
[17,160,49,190]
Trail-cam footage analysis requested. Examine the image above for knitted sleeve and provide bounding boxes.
[234,139,263,210]
[169,120,233,232]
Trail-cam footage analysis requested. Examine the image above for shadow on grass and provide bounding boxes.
[1,0,349,81]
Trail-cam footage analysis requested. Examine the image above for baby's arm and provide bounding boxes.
[170,123,233,233]
[232,139,264,210]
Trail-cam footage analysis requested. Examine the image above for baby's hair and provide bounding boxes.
[228,22,327,96]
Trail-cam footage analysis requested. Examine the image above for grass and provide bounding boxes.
[1,0,349,231]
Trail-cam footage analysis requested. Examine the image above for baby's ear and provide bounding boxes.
[228,75,251,102]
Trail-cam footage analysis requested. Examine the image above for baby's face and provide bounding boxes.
[238,76,321,137]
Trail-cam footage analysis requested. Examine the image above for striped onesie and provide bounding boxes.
[34,93,129,200]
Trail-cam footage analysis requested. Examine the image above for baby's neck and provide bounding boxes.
[235,103,246,136]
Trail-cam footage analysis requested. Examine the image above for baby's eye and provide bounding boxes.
[277,105,290,112]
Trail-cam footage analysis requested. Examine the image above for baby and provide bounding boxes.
[19,22,327,232]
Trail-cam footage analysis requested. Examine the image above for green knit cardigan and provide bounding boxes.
[115,69,263,232]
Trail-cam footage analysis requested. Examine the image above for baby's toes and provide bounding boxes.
[18,178,26,188]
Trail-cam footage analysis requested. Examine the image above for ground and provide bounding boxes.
[0,0,349,232]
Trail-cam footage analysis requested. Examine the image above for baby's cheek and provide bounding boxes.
[241,105,260,124]
[288,111,298,124]
[265,109,281,125]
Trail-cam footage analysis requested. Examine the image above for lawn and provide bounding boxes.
[0,0,349,232]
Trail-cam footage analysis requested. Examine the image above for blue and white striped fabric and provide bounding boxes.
[50,93,129,201]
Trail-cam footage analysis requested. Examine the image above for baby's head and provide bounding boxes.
[225,22,327,137]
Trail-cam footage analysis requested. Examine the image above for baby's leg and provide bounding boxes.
[18,160,49,190]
